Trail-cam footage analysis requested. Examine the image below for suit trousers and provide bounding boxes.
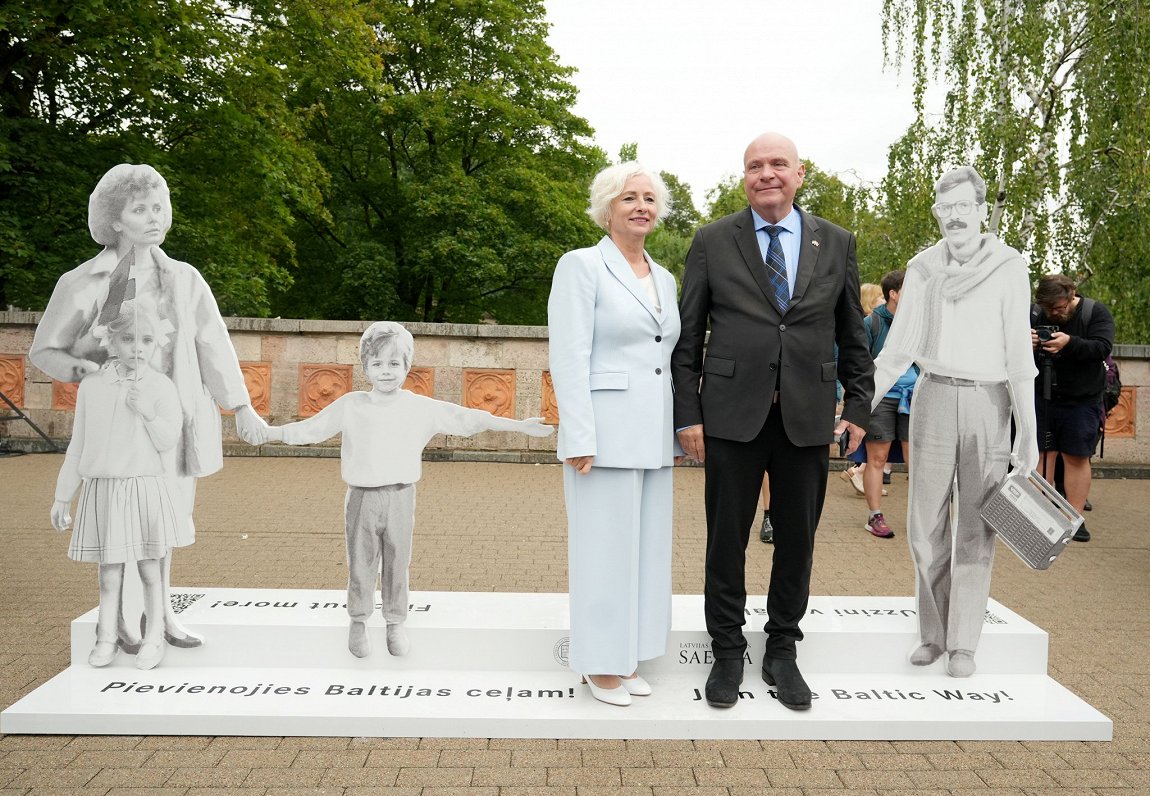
[704,402,828,661]
[908,375,1010,654]
[564,465,673,675]
[344,483,415,626]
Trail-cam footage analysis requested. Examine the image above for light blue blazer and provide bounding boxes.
[548,236,682,469]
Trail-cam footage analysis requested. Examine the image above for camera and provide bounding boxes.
[1034,325,1057,342]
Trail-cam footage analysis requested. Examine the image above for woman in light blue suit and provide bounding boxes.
[548,162,682,706]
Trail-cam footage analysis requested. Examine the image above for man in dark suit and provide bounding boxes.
[671,132,874,710]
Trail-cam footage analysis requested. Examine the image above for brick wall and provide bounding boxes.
[2,312,1148,465]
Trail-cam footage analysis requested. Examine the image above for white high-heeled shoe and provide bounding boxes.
[620,673,652,696]
[581,676,631,706]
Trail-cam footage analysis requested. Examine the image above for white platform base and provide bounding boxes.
[0,590,1112,740]
[1,667,1110,740]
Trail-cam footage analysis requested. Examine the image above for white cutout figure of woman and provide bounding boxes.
[51,301,187,669]
[31,164,265,650]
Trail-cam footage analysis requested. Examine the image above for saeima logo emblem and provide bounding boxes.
[553,637,570,667]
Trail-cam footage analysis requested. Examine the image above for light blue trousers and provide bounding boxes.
[564,465,673,675]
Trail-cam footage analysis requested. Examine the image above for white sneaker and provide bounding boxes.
[386,623,410,656]
[348,621,371,658]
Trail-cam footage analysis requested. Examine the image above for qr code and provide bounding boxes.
[169,592,205,614]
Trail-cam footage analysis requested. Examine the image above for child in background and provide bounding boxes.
[52,300,187,670]
[267,322,553,658]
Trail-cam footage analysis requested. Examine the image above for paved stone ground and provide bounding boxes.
[1,452,1148,795]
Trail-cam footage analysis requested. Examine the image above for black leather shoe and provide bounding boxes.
[705,658,744,708]
[761,657,812,710]
[1073,522,1090,542]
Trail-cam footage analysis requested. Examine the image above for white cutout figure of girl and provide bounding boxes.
[51,301,187,670]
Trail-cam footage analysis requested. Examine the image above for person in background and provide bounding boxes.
[757,473,773,543]
[548,162,682,707]
[860,270,916,539]
[840,283,887,496]
[1031,274,1115,542]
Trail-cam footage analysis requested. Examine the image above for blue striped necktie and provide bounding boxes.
[764,224,789,312]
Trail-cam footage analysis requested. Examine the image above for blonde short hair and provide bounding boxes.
[859,283,883,314]
[88,164,172,247]
[586,162,672,232]
[359,321,414,371]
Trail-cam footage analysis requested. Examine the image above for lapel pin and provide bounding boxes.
[812,240,820,248]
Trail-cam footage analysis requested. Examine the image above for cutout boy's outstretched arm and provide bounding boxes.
[485,415,554,437]
[267,395,348,446]
[436,402,555,441]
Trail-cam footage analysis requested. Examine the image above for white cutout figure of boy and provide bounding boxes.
[51,299,187,670]
[266,322,553,657]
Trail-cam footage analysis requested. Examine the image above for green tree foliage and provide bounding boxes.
[703,175,745,223]
[881,0,1150,342]
[0,0,335,315]
[1,0,602,324]
[274,0,603,324]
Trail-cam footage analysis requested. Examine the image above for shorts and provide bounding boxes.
[866,397,910,443]
[1037,400,1101,457]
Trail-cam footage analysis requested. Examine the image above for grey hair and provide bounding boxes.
[935,165,987,204]
[586,161,672,232]
[88,163,172,247]
[359,321,414,371]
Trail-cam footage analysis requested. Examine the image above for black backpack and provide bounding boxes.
[1077,298,1122,416]
[1103,354,1121,416]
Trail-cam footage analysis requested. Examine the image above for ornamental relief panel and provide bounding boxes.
[52,381,79,411]
[463,368,515,418]
[541,371,559,425]
[0,355,24,408]
[1104,386,1136,438]
[404,367,434,398]
[240,362,272,416]
[299,363,352,418]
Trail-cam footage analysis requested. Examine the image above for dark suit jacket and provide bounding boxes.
[671,206,874,447]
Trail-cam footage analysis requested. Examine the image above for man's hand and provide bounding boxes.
[1010,427,1040,475]
[565,456,594,474]
[677,425,705,463]
[835,418,866,456]
[1039,330,1071,355]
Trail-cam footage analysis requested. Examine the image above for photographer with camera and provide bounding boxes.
[1031,274,1115,542]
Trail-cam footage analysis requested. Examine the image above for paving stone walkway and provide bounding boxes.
[1,453,1147,795]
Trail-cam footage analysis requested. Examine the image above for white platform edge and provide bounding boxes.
[0,667,1112,740]
[2,590,1111,740]
[65,590,1051,674]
